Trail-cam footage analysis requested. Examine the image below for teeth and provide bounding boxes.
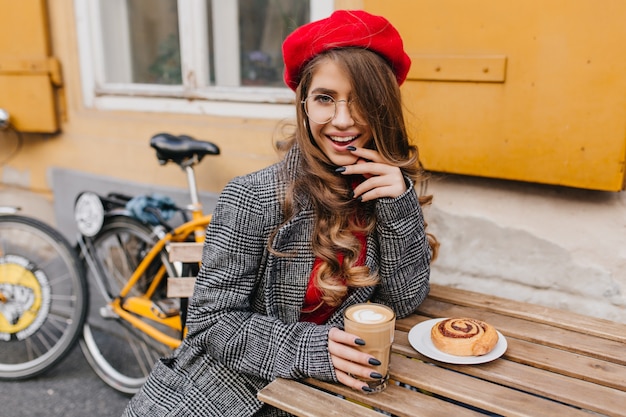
[330,135,356,143]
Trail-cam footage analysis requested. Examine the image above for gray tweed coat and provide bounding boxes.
[123,145,431,417]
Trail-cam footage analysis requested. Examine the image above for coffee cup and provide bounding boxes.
[343,303,396,393]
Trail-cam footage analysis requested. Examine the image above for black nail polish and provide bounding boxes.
[368,358,381,366]
[347,145,357,151]
[355,338,366,346]
[335,166,346,173]
[361,386,373,393]
[348,190,354,199]
[370,372,383,379]
[355,195,363,203]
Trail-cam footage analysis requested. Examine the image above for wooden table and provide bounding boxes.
[258,284,626,417]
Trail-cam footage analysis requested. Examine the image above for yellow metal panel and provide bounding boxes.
[0,0,50,55]
[365,0,626,191]
[0,74,57,132]
[0,0,60,133]
[408,55,507,83]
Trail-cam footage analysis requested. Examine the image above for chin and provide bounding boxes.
[329,155,358,167]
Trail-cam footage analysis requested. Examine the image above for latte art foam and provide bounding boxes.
[345,304,394,325]
[352,308,387,323]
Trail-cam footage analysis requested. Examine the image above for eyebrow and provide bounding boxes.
[308,87,336,96]
[308,87,357,101]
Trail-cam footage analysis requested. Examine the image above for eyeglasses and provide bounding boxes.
[301,94,364,125]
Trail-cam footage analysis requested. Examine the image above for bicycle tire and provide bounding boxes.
[0,215,87,379]
[78,215,181,394]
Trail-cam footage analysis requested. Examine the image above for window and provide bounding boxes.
[75,0,334,118]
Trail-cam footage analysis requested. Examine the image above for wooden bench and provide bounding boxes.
[166,241,203,298]
[258,284,626,417]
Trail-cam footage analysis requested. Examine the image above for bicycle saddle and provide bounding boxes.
[150,133,220,165]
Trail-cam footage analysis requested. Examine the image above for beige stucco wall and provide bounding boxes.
[425,174,626,323]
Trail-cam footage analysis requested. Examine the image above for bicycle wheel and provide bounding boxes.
[0,215,86,379]
[79,215,181,394]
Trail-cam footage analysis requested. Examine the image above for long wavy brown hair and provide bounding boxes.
[274,48,438,308]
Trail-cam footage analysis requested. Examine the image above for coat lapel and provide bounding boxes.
[264,208,316,323]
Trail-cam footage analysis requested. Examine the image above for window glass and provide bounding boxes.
[238,0,309,87]
[99,0,309,88]
[100,0,181,85]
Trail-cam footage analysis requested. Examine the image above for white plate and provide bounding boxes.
[408,318,508,364]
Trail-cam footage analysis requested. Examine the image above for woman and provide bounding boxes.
[124,9,437,417]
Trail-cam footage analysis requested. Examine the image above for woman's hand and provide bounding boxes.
[328,327,382,392]
[336,146,407,202]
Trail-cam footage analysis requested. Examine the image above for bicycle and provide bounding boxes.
[73,132,219,394]
[0,207,87,380]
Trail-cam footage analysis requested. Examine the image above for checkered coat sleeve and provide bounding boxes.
[123,146,431,417]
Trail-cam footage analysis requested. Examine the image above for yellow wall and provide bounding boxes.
[0,0,60,133]
[368,0,626,191]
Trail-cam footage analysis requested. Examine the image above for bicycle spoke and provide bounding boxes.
[36,326,57,352]
[125,328,154,377]
[49,303,76,318]
[50,293,77,303]
[46,313,69,333]
[23,338,37,362]
[46,271,73,287]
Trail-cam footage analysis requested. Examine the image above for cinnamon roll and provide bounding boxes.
[430,318,498,356]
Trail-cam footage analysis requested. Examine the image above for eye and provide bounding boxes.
[314,94,334,105]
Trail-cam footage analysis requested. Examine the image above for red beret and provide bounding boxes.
[282,10,411,91]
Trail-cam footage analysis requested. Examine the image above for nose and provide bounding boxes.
[332,100,355,127]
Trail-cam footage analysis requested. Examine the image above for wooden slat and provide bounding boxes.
[504,337,626,391]
[394,331,626,417]
[388,354,594,417]
[412,299,626,365]
[428,284,626,344]
[166,277,196,298]
[257,378,383,417]
[167,242,202,297]
[304,379,487,417]
[168,242,203,263]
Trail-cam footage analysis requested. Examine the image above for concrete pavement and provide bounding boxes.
[2,346,130,417]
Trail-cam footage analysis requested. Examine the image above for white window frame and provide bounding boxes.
[74,0,334,119]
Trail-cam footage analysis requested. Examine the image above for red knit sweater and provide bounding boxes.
[299,231,367,324]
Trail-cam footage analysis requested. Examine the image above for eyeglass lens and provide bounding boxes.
[303,94,361,124]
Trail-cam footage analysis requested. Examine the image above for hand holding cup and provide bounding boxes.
[342,303,396,393]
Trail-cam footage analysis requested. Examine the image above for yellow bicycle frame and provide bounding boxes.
[111,214,211,349]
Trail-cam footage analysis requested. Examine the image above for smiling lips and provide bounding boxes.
[329,135,358,144]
